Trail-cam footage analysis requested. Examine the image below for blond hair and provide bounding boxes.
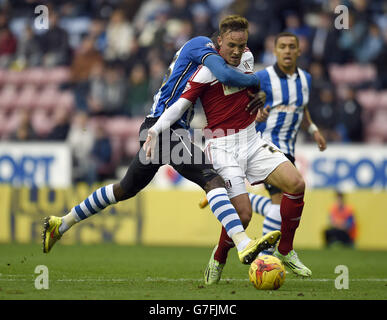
[219,15,248,36]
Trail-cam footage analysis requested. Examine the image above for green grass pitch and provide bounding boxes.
[0,243,387,300]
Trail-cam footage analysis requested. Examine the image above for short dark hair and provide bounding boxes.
[274,32,299,47]
[211,31,220,49]
[219,15,249,36]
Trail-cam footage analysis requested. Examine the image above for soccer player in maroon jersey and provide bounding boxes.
[144,16,311,284]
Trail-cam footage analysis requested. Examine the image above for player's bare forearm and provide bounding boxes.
[301,106,313,130]
[302,106,327,151]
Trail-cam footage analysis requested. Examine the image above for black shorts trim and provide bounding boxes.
[120,117,218,195]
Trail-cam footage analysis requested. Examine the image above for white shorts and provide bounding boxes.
[204,122,289,199]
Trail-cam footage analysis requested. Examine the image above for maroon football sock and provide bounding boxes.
[278,192,304,255]
[214,226,235,264]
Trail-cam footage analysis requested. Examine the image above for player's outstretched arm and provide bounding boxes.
[150,98,192,135]
[143,98,193,159]
[204,54,259,88]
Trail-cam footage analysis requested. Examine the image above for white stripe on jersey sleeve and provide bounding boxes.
[241,51,254,72]
[267,66,283,107]
[298,68,310,105]
[191,65,217,84]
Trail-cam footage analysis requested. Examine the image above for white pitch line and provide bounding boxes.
[1,275,387,283]
[146,277,387,282]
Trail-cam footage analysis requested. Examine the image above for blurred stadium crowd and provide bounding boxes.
[0,0,386,183]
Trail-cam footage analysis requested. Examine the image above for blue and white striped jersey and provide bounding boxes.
[255,63,312,157]
[148,36,217,129]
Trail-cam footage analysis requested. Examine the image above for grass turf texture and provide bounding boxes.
[0,244,387,300]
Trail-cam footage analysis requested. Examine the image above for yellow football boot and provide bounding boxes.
[273,249,312,277]
[204,245,225,285]
[238,230,281,264]
[42,216,62,253]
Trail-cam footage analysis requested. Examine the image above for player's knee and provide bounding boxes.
[293,176,305,194]
[283,175,305,194]
[114,182,136,201]
[203,175,225,193]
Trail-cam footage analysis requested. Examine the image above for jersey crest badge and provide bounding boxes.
[205,42,215,49]
[225,179,232,190]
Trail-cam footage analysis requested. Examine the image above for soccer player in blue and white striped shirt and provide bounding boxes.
[249,32,326,272]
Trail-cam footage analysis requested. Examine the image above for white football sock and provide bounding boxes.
[231,232,251,252]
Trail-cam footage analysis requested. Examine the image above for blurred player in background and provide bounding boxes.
[248,32,326,260]
[144,19,312,283]
[43,15,281,267]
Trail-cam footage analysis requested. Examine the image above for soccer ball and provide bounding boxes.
[248,255,286,290]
